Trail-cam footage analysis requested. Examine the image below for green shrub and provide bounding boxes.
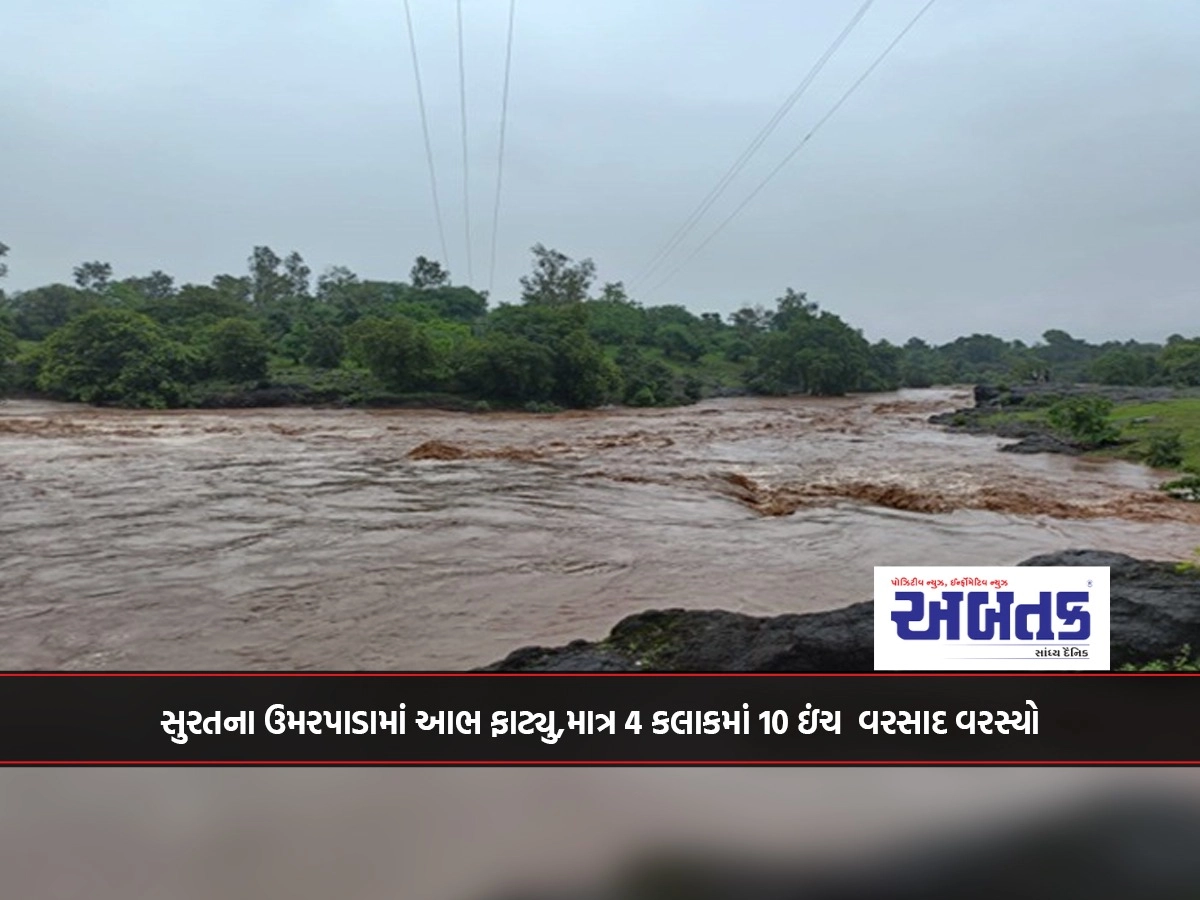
[1145,431,1185,468]
[1046,395,1119,445]
[37,307,194,407]
[1119,645,1200,672]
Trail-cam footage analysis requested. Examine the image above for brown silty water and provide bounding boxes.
[1,388,1196,670]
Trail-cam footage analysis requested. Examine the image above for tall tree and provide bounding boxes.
[73,261,113,292]
[317,265,359,299]
[770,287,818,331]
[0,241,9,280]
[599,281,634,306]
[248,246,287,309]
[410,256,450,290]
[123,270,176,301]
[283,251,311,298]
[729,304,771,335]
[519,244,595,306]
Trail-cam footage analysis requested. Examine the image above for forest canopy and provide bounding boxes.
[0,241,1194,410]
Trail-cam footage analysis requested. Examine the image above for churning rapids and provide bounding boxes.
[1,387,1196,670]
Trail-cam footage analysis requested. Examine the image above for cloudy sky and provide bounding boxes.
[1,0,1197,344]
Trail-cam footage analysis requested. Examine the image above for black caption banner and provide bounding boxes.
[2,673,1199,766]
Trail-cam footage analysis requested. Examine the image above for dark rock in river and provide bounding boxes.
[998,432,1082,455]
[480,550,1200,671]
[973,383,1002,406]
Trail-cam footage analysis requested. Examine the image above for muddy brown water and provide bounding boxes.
[2,388,1196,670]
[4,389,1200,900]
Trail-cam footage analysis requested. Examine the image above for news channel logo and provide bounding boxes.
[874,566,1110,670]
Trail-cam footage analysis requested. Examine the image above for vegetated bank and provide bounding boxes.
[2,240,1200,413]
[930,383,1200,499]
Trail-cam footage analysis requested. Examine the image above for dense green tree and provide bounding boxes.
[347,315,439,391]
[899,338,940,388]
[142,284,252,329]
[655,323,705,362]
[615,345,689,407]
[865,340,902,391]
[585,297,646,345]
[0,241,9,280]
[203,318,270,382]
[279,321,310,364]
[1160,340,1200,386]
[249,246,289,309]
[37,307,193,407]
[304,324,345,369]
[5,284,97,340]
[729,304,771,336]
[283,252,311,298]
[213,274,253,306]
[551,329,621,408]
[598,281,633,305]
[520,244,596,307]
[488,301,589,344]
[769,288,818,332]
[749,310,869,396]
[121,270,176,302]
[1089,349,1155,386]
[417,285,488,322]
[461,332,556,402]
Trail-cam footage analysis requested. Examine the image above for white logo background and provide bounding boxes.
[874,566,1110,671]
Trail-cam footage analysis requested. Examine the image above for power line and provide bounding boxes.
[403,0,451,272]
[457,0,474,286]
[650,0,940,294]
[487,0,517,298]
[630,0,877,292]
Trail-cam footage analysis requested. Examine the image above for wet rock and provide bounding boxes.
[999,433,1082,455]
[973,384,1002,406]
[481,550,1200,671]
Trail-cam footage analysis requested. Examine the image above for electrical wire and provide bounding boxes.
[457,0,474,285]
[650,0,940,294]
[403,0,451,272]
[487,0,517,298]
[630,0,877,291]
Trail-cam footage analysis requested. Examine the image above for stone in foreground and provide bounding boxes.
[480,550,1200,672]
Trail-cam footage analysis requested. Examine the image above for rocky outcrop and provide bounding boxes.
[481,550,1200,671]
[998,432,1082,455]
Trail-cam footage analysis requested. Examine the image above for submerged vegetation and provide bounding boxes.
[1,241,1199,419]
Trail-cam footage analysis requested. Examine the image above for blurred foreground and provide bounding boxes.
[3,769,1200,899]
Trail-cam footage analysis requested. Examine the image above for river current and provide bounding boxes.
[2,388,1196,670]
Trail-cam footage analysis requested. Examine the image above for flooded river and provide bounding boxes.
[4,389,1200,900]
[2,388,1196,670]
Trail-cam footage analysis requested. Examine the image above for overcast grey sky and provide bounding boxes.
[1,0,1197,344]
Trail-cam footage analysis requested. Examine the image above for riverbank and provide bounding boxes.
[482,550,1200,672]
[929,383,1200,472]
